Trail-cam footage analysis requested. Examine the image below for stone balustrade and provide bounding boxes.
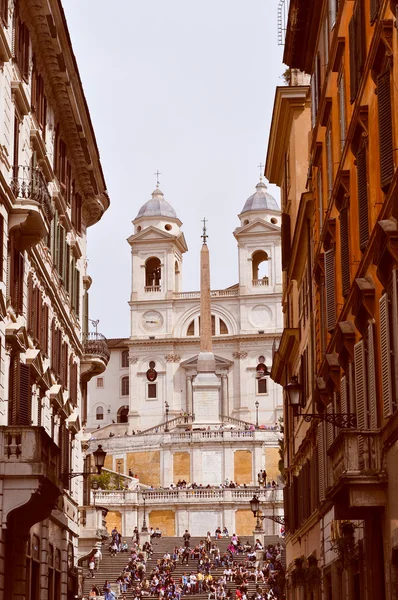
[91,487,283,507]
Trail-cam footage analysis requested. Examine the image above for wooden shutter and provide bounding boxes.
[370,0,380,23]
[377,69,394,190]
[324,249,336,331]
[27,275,33,332]
[367,321,377,429]
[281,213,291,271]
[58,226,65,279]
[326,124,333,197]
[357,146,369,251]
[338,70,346,151]
[19,362,31,425]
[340,207,350,296]
[326,402,334,450]
[0,0,8,26]
[9,354,19,424]
[340,375,348,417]
[379,292,393,418]
[354,340,368,429]
[75,269,80,317]
[65,244,70,294]
[317,424,325,502]
[349,13,358,102]
[0,214,3,282]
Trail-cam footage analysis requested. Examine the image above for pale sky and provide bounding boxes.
[62,0,284,338]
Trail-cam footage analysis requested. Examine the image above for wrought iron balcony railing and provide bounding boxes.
[10,165,54,224]
[83,332,110,364]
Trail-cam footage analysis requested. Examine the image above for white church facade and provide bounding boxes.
[84,180,284,538]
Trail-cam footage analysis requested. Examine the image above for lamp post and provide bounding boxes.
[255,400,259,429]
[285,376,356,428]
[141,492,148,532]
[165,401,170,432]
[249,493,286,527]
[116,460,122,490]
[62,444,107,489]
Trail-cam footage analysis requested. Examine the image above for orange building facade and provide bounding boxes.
[267,1,398,598]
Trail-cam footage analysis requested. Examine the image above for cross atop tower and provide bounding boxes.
[257,162,264,181]
[154,170,162,188]
[201,217,208,244]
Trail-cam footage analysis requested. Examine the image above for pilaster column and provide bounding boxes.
[221,373,228,417]
[187,375,193,415]
[61,530,68,599]
[40,519,49,600]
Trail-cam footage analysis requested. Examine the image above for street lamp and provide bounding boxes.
[165,401,170,432]
[255,400,259,429]
[249,493,286,526]
[141,492,148,532]
[285,376,356,428]
[62,444,107,487]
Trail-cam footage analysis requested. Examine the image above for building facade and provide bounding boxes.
[0,2,109,599]
[267,1,398,599]
[86,181,285,538]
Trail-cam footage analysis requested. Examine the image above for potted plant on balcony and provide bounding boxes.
[291,556,306,589]
[307,555,321,592]
[331,521,359,571]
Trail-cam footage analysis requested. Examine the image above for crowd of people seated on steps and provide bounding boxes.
[85,531,284,600]
[150,480,280,491]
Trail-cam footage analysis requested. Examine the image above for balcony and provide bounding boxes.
[80,332,110,382]
[252,278,269,287]
[0,426,62,526]
[327,430,386,519]
[145,285,161,293]
[9,166,54,250]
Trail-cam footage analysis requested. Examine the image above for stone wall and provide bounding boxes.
[126,451,161,486]
[234,450,252,484]
[149,510,175,536]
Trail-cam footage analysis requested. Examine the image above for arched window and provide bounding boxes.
[187,320,195,336]
[96,406,104,420]
[175,260,180,292]
[186,315,229,336]
[145,257,161,290]
[121,376,129,396]
[121,350,129,368]
[220,319,228,335]
[118,406,129,423]
[252,250,269,286]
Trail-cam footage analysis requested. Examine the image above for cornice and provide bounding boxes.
[265,85,310,185]
[24,0,109,227]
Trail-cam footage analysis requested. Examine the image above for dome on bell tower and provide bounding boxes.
[136,187,178,220]
[241,180,279,214]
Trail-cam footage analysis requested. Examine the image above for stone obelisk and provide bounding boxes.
[192,220,221,423]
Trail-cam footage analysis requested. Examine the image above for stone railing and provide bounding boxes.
[91,488,283,507]
[139,414,195,435]
[328,430,382,486]
[10,165,54,224]
[252,278,269,287]
[83,332,110,364]
[145,286,161,293]
[174,289,239,299]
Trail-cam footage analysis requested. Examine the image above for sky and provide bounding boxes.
[62,0,284,339]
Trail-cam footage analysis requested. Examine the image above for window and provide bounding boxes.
[121,376,129,396]
[186,315,229,336]
[317,168,324,230]
[97,377,104,388]
[118,406,129,423]
[377,69,394,190]
[339,204,350,297]
[187,320,195,336]
[257,378,267,395]
[13,8,30,82]
[348,1,365,103]
[338,69,346,152]
[121,350,129,368]
[326,121,333,198]
[96,406,104,420]
[71,190,82,235]
[0,0,8,26]
[220,319,228,335]
[31,58,47,134]
[357,143,369,251]
[145,257,161,290]
[324,249,336,331]
[147,383,157,399]
[252,250,269,284]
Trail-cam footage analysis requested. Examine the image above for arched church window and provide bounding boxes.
[121,350,129,368]
[145,257,161,290]
[187,320,195,336]
[252,250,269,286]
[117,406,129,423]
[220,319,228,335]
[121,376,130,396]
[96,406,104,420]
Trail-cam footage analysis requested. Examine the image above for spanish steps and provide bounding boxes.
[83,535,285,599]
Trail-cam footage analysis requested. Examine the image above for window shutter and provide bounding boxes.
[27,275,33,332]
[58,226,65,279]
[0,214,3,282]
[281,213,291,271]
[340,375,347,414]
[338,71,346,151]
[326,402,334,449]
[349,13,358,102]
[75,269,80,317]
[379,292,393,418]
[370,0,380,23]
[357,146,369,251]
[17,252,24,315]
[367,321,377,429]
[354,339,368,429]
[317,424,325,502]
[324,249,336,331]
[19,362,31,426]
[377,69,394,190]
[0,0,8,26]
[65,243,70,294]
[339,207,350,297]
[326,124,333,198]
[9,354,19,425]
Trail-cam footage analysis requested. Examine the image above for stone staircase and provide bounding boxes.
[83,536,285,599]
